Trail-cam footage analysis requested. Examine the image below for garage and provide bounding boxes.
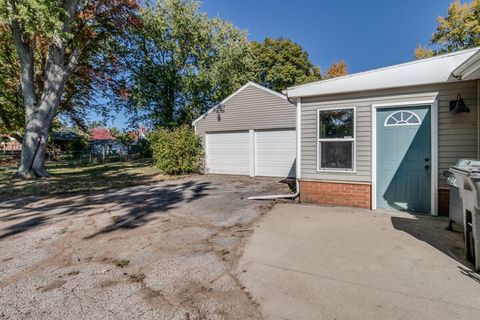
[205,131,250,175]
[205,129,296,177]
[194,82,296,178]
[255,129,296,177]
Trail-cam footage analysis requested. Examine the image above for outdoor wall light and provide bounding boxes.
[450,94,470,114]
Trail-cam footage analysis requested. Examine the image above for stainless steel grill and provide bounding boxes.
[447,159,480,270]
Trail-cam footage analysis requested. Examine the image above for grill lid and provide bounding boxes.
[450,159,480,174]
[454,159,480,168]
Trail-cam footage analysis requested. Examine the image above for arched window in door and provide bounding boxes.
[384,111,421,127]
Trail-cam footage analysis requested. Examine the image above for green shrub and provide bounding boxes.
[137,138,152,158]
[150,125,203,175]
[69,137,90,158]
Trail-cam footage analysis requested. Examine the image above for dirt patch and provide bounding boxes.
[38,280,67,292]
[0,175,293,319]
[98,279,120,288]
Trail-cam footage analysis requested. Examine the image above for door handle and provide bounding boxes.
[425,165,430,170]
[425,157,430,162]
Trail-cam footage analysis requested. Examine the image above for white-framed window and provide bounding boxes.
[384,110,421,127]
[317,107,355,172]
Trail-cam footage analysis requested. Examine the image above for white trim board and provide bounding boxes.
[249,129,255,177]
[371,96,438,216]
[192,81,287,126]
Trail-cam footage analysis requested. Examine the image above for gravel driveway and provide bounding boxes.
[0,175,292,320]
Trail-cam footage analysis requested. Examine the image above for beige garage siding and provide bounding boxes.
[300,80,478,187]
[194,84,295,137]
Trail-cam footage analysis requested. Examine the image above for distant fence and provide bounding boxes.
[0,150,148,168]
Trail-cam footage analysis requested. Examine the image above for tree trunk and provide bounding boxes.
[9,17,40,178]
[17,50,76,178]
[17,118,49,178]
[9,0,81,178]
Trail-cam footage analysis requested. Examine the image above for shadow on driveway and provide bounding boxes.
[0,179,214,240]
[391,215,475,271]
[0,216,48,240]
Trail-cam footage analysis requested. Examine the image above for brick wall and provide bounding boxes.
[438,188,450,217]
[300,180,371,209]
[301,180,450,214]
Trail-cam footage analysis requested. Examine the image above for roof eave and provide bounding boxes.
[452,51,480,80]
[287,80,459,100]
[286,47,480,99]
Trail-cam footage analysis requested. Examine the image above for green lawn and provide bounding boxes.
[0,160,182,198]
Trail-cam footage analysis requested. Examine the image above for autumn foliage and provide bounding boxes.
[415,0,480,59]
[325,61,348,79]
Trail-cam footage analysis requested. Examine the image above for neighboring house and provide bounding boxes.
[193,82,297,178]
[135,125,148,141]
[91,128,115,141]
[0,135,22,152]
[91,128,128,155]
[285,47,480,216]
[50,131,81,151]
[127,126,149,154]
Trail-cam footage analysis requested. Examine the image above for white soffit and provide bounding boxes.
[287,47,480,98]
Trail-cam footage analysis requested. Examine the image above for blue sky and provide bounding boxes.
[200,0,452,73]
[90,0,453,129]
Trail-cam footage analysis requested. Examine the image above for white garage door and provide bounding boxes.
[206,131,250,175]
[255,129,296,177]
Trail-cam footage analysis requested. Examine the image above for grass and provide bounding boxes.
[0,159,184,198]
[129,273,146,283]
[112,259,130,268]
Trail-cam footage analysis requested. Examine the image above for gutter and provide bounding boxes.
[249,97,302,200]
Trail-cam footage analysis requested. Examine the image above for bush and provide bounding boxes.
[137,138,152,158]
[150,125,203,175]
[70,137,89,151]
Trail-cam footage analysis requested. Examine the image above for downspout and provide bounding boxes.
[249,97,302,200]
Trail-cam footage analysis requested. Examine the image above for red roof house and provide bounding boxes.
[91,128,114,141]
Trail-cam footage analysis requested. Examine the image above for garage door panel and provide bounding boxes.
[206,132,250,175]
[255,129,296,177]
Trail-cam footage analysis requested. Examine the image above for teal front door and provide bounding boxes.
[376,106,431,213]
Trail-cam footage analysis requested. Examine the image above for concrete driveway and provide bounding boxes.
[237,204,480,320]
[0,175,291,320]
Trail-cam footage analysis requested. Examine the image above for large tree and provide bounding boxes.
[1,0,139,177]
[116,0,253,128]
[250,37,322,92]
[415,0,480,59]
[250,38,348,92]
[0,24,24,137]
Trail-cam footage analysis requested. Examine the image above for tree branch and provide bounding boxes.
[7,5,37,120]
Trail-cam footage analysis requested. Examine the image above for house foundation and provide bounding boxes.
[300,180,371,209]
